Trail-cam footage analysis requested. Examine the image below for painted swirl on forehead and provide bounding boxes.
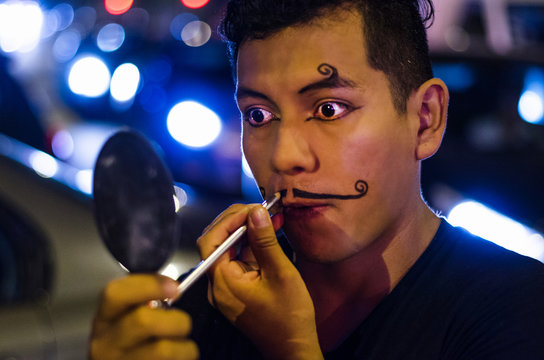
[317,63,356,87]
[278,180,368,200]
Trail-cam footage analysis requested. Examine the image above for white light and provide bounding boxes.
[75,169,93,195]
[167,101,222,148]
[174,185,188,212]
[448,200,544,261]
[96,23,125,52]
[160,263,182,280]
[518,90,544,124]
[29,151,58,178]
[110,63,140,102]
[0,1,43,53]
[51,129,74,160]
[181,20,211,47]
[68,56,111,97]
[170,12,199,41]
[242,154,254,178]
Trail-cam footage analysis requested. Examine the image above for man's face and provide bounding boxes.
[236,9,422,263]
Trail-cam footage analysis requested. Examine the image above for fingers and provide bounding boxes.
[110,306,193,349]
[90,274,198,360]
[246,206,292,276]
[126,339,199,360]
[197,204,250,260]
[96,274,178,323]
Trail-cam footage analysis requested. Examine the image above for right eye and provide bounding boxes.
[243,108,277,127]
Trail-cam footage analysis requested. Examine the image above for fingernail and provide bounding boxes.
[251,206,270,229]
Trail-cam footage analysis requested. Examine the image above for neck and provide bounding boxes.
[296,206,441,351]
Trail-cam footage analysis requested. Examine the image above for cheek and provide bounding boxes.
[242,133,271,188]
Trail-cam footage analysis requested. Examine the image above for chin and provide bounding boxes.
[284,225,358,264]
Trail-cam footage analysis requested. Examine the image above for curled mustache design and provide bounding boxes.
[260,180,368,201]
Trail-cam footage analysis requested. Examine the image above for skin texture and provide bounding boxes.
[89,6,448,359]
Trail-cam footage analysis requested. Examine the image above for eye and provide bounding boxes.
[311,101,352,121]
[243,108,277,127]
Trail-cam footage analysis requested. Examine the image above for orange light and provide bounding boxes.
[105,0,134,15]
[181,0,210,9]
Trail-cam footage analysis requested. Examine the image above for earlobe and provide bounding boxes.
[413,78,449,160]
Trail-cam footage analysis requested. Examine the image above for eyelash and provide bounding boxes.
[244,101,355,127]
[307,101,353,121]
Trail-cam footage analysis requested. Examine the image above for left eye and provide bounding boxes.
[314,102,351,120]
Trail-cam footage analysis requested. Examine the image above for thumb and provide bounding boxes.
[246,205,291,274]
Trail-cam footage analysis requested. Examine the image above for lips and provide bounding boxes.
[281,199,330,219]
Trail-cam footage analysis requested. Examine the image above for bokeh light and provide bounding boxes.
[167,101,222,148]
[68,56,111,97]
[110,63,141,102]
[29,151,58,178]
[104,0,134,15]
[181,20,211,47]
[519,90,544,124]
[51,129,75,160]
[0,1,43,53]
[170,13,199,41]
[448,200,544,261]
[53,29,81,62]
[75,169,93,195]
[97,23,125,52]
[181,0,210,9]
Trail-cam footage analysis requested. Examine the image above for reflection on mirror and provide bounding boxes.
[93,129,178,273]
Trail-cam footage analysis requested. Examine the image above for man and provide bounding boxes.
[90,1,544,359]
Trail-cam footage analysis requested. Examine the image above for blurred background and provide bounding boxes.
[0,0,543,358]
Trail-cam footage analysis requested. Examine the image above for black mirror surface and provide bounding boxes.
[93,130,177,273]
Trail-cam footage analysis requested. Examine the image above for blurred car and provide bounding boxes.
[0,134,126,359]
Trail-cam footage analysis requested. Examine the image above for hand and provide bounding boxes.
[198,204,323,360]
[89,274,199,360]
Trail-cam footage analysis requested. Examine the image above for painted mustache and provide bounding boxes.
[279,180,368,200]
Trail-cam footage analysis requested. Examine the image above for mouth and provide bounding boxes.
[281,199,330,218]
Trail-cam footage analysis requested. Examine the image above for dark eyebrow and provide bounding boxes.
[298,75,357,95]
[235,87,271,102]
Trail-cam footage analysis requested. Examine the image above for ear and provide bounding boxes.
[409,78,449,160]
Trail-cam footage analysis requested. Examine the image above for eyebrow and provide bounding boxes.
[235,87,271,102]
[235,74,358,102]
[297,75,357,95]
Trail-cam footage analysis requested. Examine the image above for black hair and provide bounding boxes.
[219,0,435,113]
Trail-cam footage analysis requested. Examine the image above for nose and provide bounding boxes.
[271,123,318,175]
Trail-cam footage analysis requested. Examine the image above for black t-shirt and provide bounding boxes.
[175,220,544,359]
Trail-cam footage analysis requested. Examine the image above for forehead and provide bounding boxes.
[236,8,371,92]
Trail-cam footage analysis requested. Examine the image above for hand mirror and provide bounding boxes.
[93,129,177,273]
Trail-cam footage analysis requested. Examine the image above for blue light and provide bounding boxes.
[432,63,475,92]
[448,200,544,262]
[110,63,140,102]
[50,3,74,32]
[167,101,222,148]
[68,56,111,97]
[518,67,544,125]
[242,153,254,179]
[53,29,81,62]
[51,129,74,160]
[96,23,125,52]
[170,13,198,41]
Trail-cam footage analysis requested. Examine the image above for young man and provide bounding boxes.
[90,1,544,359]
